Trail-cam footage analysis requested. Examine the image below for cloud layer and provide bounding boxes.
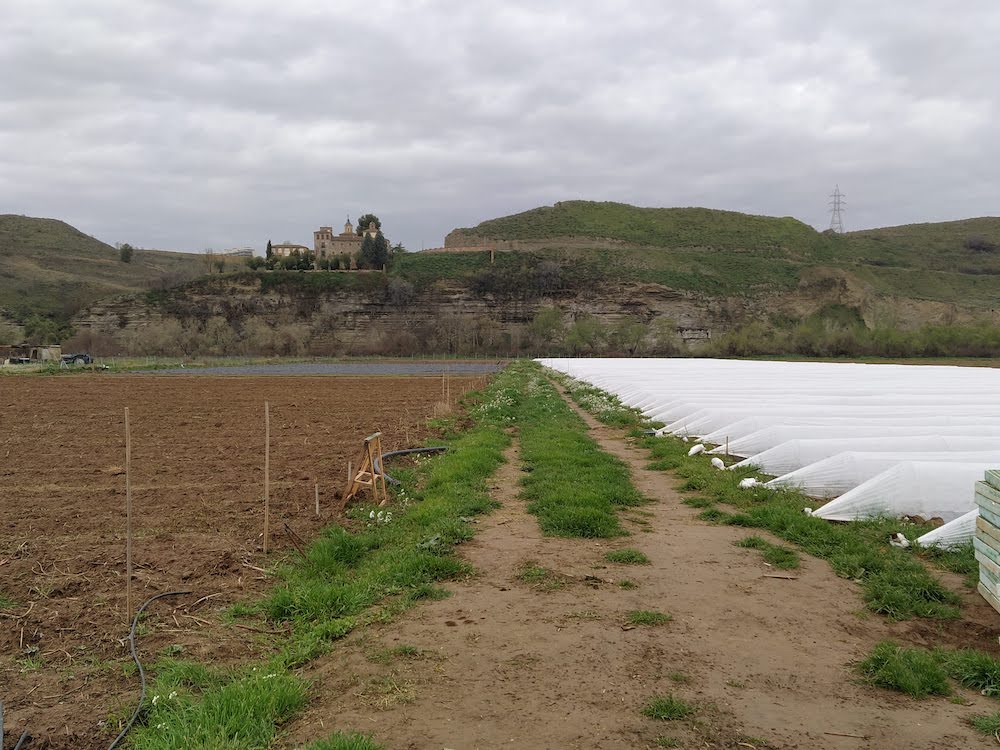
[2,0,998,252]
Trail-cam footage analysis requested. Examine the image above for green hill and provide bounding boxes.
[447,201,1000,306]
[0,214,204,328]
[452,200,823,251]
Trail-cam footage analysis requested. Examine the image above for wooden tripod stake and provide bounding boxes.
[342,432,388,506]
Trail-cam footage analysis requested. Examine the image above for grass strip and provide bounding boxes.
[127,368,523,748]
[513,363,645,537]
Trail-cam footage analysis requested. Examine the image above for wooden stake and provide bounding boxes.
[725,436,729,457]
[124,407,133,625]
[314,483,320,516]
[263,401,270,554]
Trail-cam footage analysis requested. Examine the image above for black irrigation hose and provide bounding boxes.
[13,729,30,750]
[374,446,448,486]
[107,590,191,750]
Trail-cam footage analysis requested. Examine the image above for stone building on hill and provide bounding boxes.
[313,217,380,261]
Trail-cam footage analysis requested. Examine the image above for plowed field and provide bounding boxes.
[0,374,481,749]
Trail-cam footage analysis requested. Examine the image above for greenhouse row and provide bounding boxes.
[539,358,1000,549]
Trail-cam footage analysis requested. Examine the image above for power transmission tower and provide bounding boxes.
[828,185,846,233]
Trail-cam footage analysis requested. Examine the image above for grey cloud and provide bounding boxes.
[1,0,999,252]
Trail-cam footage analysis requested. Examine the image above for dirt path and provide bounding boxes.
[286,397,993,749]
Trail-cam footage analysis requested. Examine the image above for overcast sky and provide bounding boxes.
[2,1,998,254]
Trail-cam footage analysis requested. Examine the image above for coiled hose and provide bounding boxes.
[374,447,448,486]
[107,590,191,750]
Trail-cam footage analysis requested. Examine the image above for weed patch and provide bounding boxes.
[642,695,695,721]
[605,549,650,565]
[858,642,951,698]
[627,610,672,626]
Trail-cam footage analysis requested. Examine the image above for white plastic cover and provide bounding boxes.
[916,509,977,549]
[731,436,1000,476]
[767,450,1000,498]
[812,462,990,522]
[713,424,1000,458]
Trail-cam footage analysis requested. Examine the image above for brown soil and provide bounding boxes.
[0,374,482,750]
[285,393,998,749]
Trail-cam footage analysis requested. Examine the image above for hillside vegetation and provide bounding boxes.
[0,214,203,330]
[450,201,1000,306]
[454,201,824,251]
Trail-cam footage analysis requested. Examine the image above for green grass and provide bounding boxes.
[642,695,695,721]
[939,648,1000,697]
[605,549,650,565]
[735,535,800,570]
[971,712,1000,735]
[511,364,645,537]
[129,666,308,749]
[0,593,16,610]
[859,641,1000,735]
[655,737,680,748]
[858,642,951,699]
[627,610,672,626]
[298,734,385,750]
[618,579,638,590]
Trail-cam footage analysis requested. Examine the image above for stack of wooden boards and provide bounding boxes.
[975,469,1000,614]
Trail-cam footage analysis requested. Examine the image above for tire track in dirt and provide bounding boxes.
[286,395,992,749]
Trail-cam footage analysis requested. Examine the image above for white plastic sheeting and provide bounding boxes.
[916,510,977,550]
[539,358,1000,533]
[767,450,1000,498]
[712,424,1000,458]
[730,436,1000,476]
[798,461,991,522]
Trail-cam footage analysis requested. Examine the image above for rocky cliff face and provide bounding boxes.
[72,267,987,356]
